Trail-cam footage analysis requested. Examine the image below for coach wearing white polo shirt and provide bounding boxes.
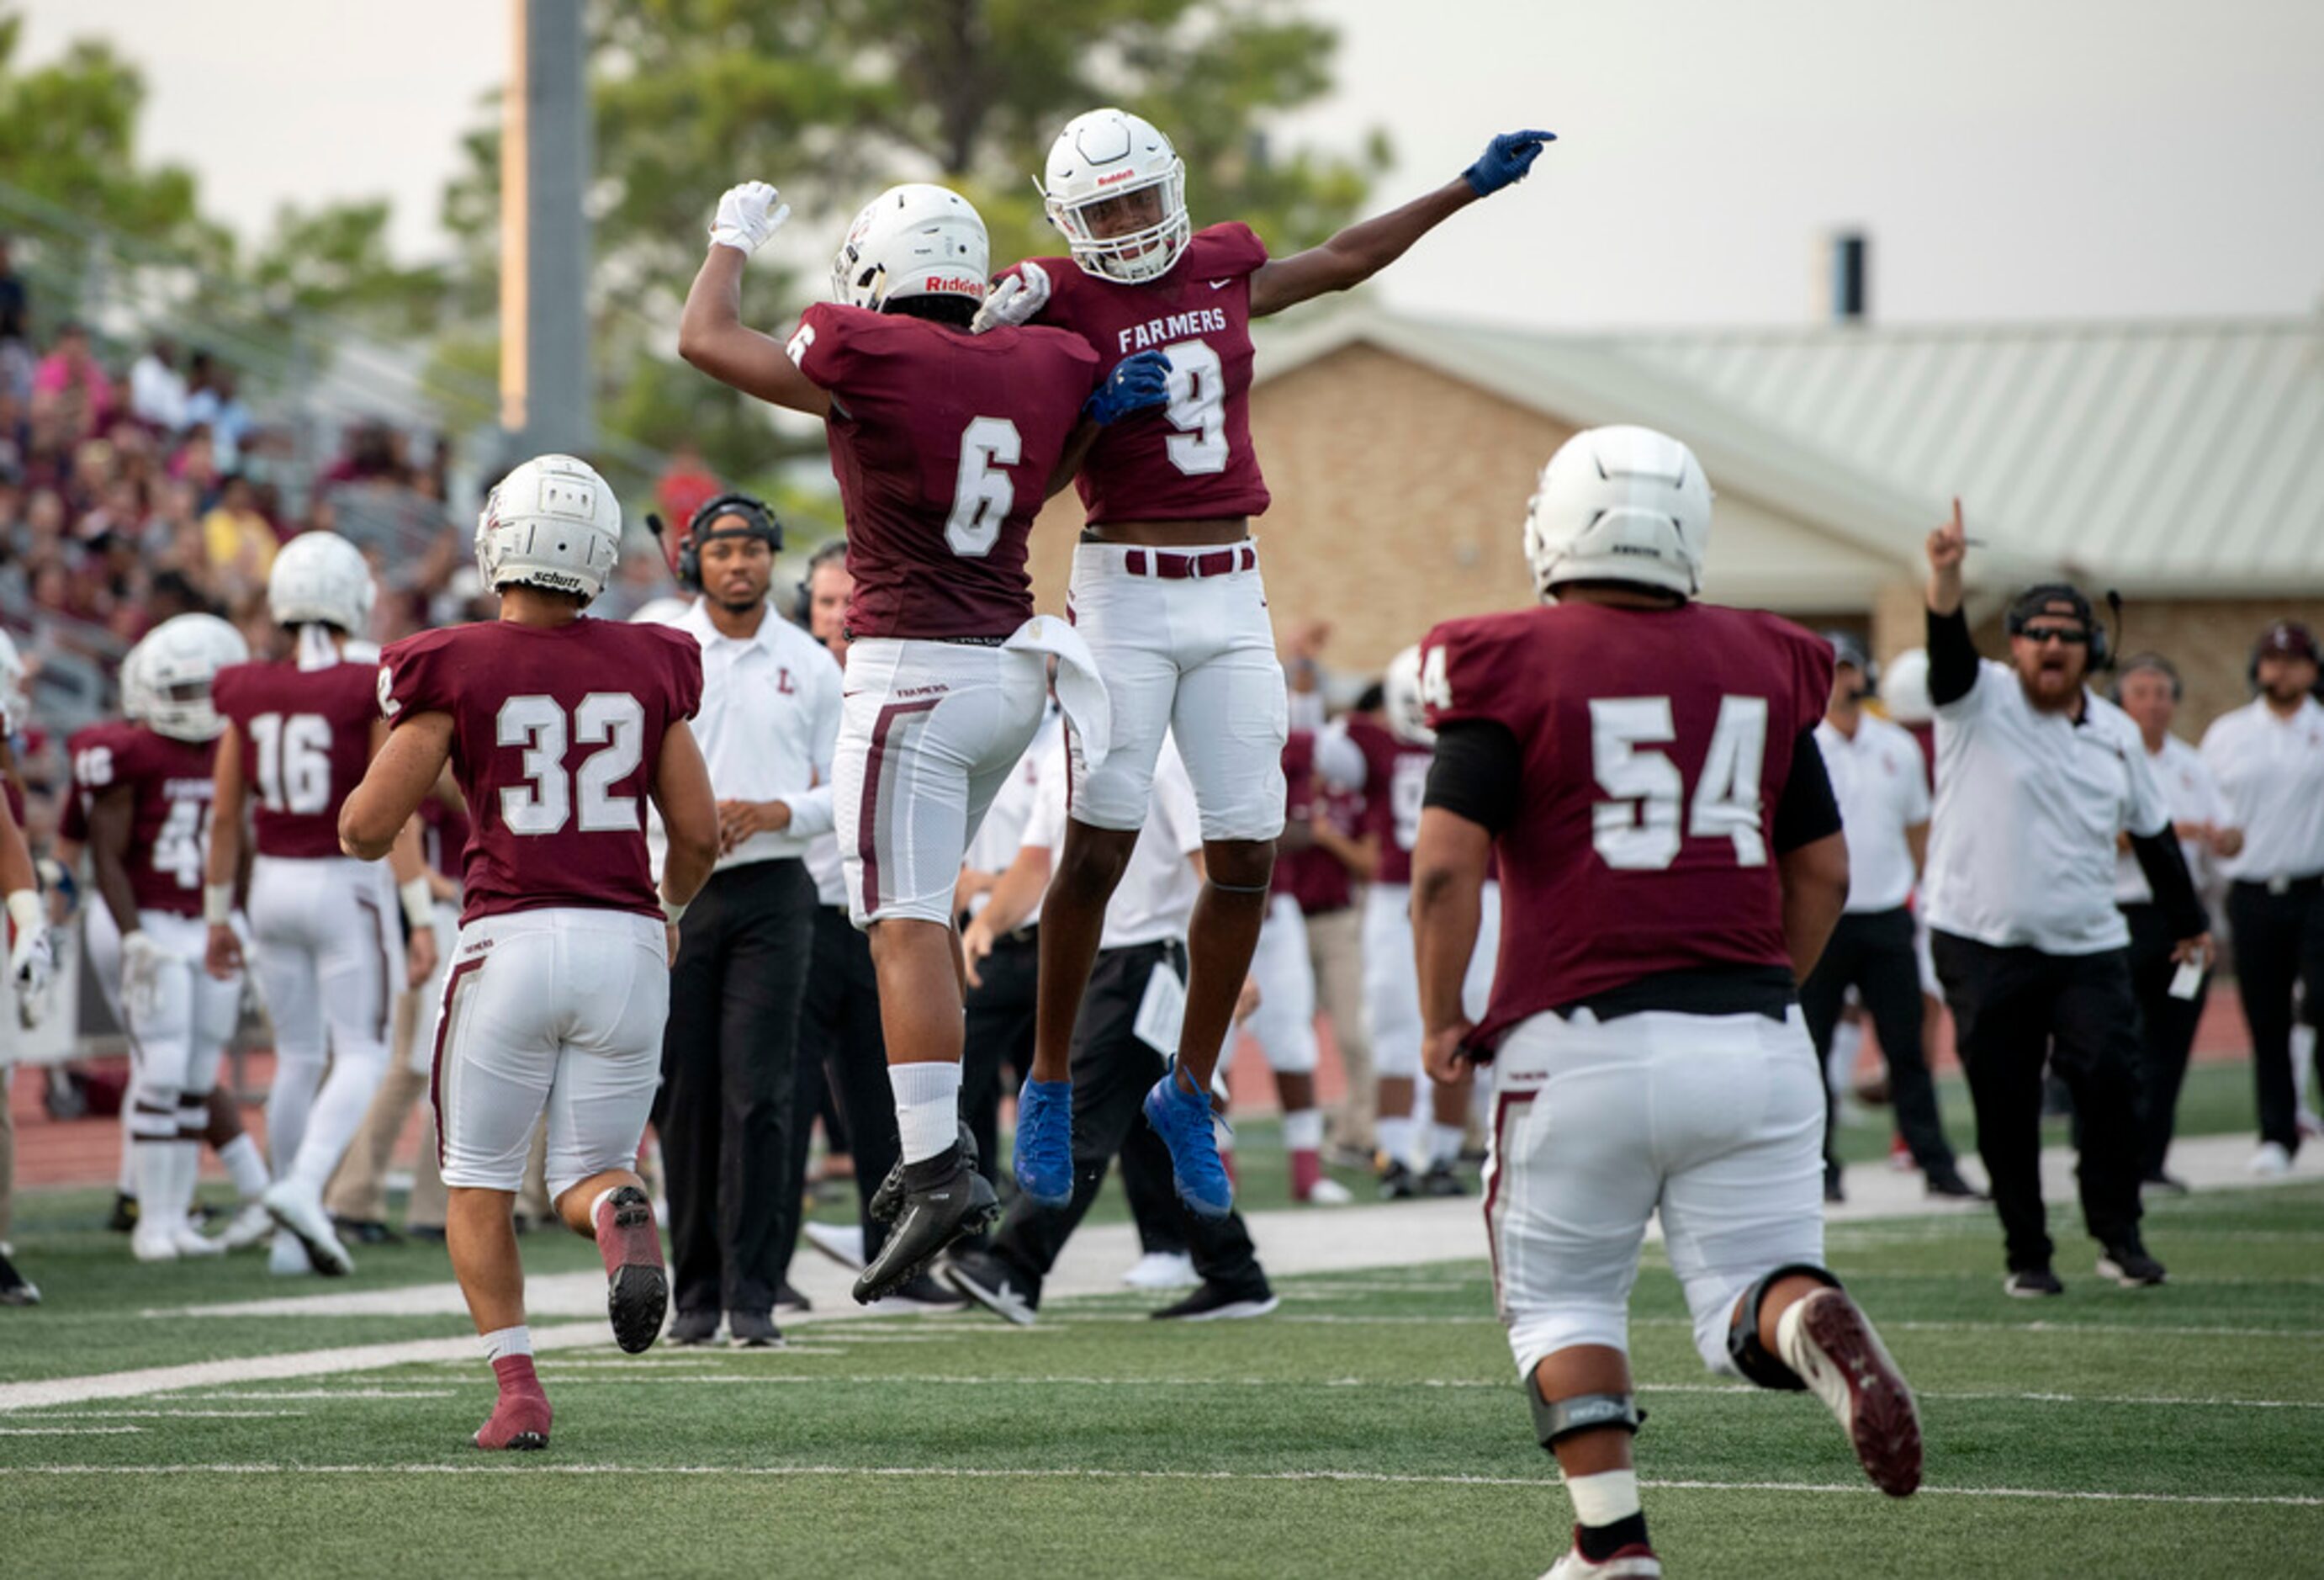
[659,494,843,1347]
[1797,632,1977,1202]
[1919,508,2207,1297]
[2199,621,2324,1177]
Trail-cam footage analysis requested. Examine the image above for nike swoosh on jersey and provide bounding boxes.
[1208,279,1233,289]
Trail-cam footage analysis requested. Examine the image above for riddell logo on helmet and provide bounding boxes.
[1096,169,1138,187]
[921,275,982,295]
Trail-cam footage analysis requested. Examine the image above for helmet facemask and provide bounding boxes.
[1046,163,1191,284]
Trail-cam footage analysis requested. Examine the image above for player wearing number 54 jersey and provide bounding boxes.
[209,532,436,1279]
[680,178,1169,1303]
[1411,427,1922,1578]
[343,454,719,1452]
[977,110,1557,1224]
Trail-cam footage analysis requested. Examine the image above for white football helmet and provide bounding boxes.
[1382,644,1435,748]
[476,453,622,603]
[1522,426,1713,602]
[118,638,151,724]
[1040,109,1191,284]
[268,530,377,634]
[1882,648,1933,725]
[140,614,249,743]
[0,627,27,735]
[830,184,988,312]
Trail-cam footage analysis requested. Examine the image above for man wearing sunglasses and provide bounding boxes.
[1917,504,2209,1297]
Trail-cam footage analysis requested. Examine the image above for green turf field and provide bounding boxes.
[3,1157,2318,1577]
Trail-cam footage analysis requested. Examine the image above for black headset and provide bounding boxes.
[2006,583,2113,671]
[792,539,849,628]
[2109,651,2182,706]
[655,492,782,592]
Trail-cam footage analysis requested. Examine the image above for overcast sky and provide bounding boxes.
[21,0,2324,331]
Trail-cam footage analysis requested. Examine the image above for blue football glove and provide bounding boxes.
[1463,129,1556,198]
[1084,349,1173,427]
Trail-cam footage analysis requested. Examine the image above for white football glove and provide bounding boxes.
[8,888,52,1026]
[121,929,176,1026]
[970,260,1051,336]
[709,181,791,256]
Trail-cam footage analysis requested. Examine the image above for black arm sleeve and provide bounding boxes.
[1423,719,1522,833]
[2129,830,2210,940]
[1773,728,1843,855]
[1927,605,1981,708]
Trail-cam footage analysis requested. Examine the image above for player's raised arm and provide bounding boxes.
[1248,130,1553,318]
[1923,498,1980,707]
[340,712,453,862]
[677,182,833,418]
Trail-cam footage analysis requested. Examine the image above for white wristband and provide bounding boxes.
[202,883,234,926]
[660,896,688,926]
[400,877,435,933]
[6,888,40,936]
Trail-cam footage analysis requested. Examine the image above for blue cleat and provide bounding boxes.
[1013,1079,1075,1210]
[1142,1059,1234,1220]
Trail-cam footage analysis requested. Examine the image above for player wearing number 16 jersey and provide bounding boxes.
[680,178,1170,1303]
[209,532,435,1278]
[343,454,718,1452]
[977,110,1557,1223]
[1410,427,1921,1578]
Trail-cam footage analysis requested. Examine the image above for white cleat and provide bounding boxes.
[262,1181,354,1276]
[267,1231,315,1277]
[1120,1250,1199,1291]
[2250,1142,2294,1178]
[802,1221,866,1272]
[1776,1288,1923,1497]
[1301,1177,1356,1206]
[170,1221,225,1258]
[217,1201,278,1252]
[1543,1541,1663,1577]
[130,1224,180,1264]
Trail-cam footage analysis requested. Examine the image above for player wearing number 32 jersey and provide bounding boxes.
[1410,427,1922,1579]
[342,455,720,1453]
[680,178,1167,1303]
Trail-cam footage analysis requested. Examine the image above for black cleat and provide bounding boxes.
[854,1143,1000,1305]
[2004,1266,2065,1298]
[945,1248,1039,1326]
[596,1185,666,1356]
[2096,1242,2168,1288]
[870,1120,981,1225]
[775,1280,813,1316]
[1151,1281,1280,1322]
[1924,1171,1988,1202]
[666,1308,721,1345]
[1377,1161,1418,1201]
[106,1192,139,1233]
[727,1310,785,1349]
[1419,1163,1469,1198]
[0,1246,40,1307]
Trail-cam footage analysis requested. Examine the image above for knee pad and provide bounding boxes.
[1527,1370,1646,1454]
[1725,1262,1842,1391]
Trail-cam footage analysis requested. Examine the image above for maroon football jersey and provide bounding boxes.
[786,303,1100,641]
[1422,601,1834,1047]
[61,719,142,845]
[214,658,380,860]
[1271,729,1353,913]
[77,725,217,917]
[379,618,703,926]
[1345,715,1432,888]
[1020,224,1272,526]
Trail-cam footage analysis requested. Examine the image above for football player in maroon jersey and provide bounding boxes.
[342,455,719,1450]
[679,179,1170,1302]
[84,614,256,1265]
[208,531,437,1277]
[976,109,1554,1221]
[1411,427,1922,1577]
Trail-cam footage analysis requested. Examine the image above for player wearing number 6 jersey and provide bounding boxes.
[209,531,436,1278]
[977,111,1556,1221]
[1410,427,1921,1577]
[344,454,718,1452]
[680,179,1168,1302]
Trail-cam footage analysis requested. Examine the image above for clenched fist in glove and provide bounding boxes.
[120,929,175,1026]
[1463,130,1556,198]
[1083,350,1173,427]
[710,181,791,255]
[8,888,51,1026]
[971,260,1051,335]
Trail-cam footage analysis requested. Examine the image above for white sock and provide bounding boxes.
[1282,1108,1323,1152]
[218,1133,270,1199]
[116,1110,138,1196]
[891,1061,962,1164]
[1773,1292,1827,1373]
[1428,1122,1465,1168]
[589,1186,618,1226]
[1564,1467,1642,1528]
[289,1050,389,1194]
[479,1325,533,1364]
[267,1056,327,1177]
[1377,1115,1419,1171]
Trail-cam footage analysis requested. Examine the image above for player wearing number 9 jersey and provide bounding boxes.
[208,531,434,1278]
[344,454,718,1452]
[980,110,1557,1224]
[1409,427,1920,1578]
[680,178,1168,1303]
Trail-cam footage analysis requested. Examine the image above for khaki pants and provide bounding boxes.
[1306,904,1374,1153]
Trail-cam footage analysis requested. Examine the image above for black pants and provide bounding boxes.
[2122,902,2207,1178]
[658,859,815,1318]
[786,905,903,1262]
[1798,906,1958,1177]
[961,925,1039,1190]
[2225,879,2324,1153]
[987,940,1268,1305]
[1932,931,2143,1273]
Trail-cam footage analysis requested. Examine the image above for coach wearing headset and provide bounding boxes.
[2200,622,2324,1179]
[1919,508,2206,1296]
[658,494,844,1345]
[2111,654,2239,1192]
